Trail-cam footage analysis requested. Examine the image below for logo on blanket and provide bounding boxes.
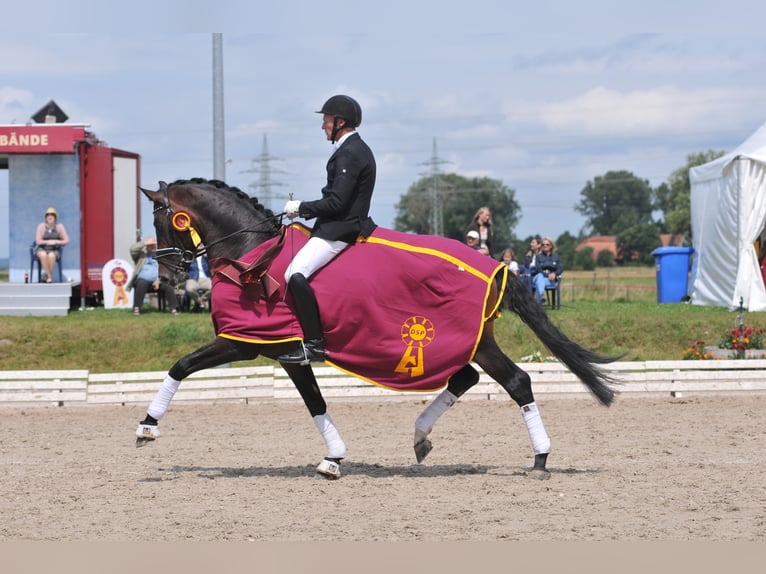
[395,316,435,378]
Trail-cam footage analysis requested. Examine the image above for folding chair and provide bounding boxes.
[544,276,562,309]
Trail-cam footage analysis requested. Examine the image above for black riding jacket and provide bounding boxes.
[298,132,377,243]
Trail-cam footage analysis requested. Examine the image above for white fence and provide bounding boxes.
[2,360,766,407]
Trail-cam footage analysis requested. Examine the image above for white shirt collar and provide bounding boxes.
[334,130,355,150]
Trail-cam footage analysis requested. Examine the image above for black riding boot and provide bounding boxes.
[278,273,326,365]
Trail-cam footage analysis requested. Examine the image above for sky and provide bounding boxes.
[3,1,766,260]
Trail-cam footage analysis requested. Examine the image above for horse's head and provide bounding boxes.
[139,178,282,285]
[139,181,198,284]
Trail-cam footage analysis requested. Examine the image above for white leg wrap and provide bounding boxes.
[313,413,346,459]
[147,374,181,420]
[415,389,458,440]
[520,402,551,455]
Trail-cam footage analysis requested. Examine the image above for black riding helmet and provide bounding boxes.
[317,95,362,143]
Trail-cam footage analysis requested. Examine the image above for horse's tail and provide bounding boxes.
[504,274,622,406]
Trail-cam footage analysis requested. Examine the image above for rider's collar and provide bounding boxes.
[333,130,355,150]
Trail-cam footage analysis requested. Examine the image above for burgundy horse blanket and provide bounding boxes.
[211,224,506,392]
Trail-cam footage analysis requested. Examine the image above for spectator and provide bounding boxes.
[530,236,563,304]
[465,207,493,256]
[466,230,489,255]
[500,247,519,276]
[186,254,212,311]
[127,236,179,315]
[34,206,69,283]
[519,236,542,290]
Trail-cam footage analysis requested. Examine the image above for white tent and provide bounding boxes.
[689,121,766,311]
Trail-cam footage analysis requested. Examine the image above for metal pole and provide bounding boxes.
[212,33,226,181]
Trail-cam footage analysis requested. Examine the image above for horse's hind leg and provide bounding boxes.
[413,364,480,463]
[473,334,552,479]
[281,362,345,480]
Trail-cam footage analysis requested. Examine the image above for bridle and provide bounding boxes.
[151,183,285,275]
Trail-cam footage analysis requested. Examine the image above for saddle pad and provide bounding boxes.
[212,224,506,392]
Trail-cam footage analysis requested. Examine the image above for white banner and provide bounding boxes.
[102,258,134,309]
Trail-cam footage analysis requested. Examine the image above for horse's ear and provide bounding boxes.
[159,181,168,191]
[138,185,162,202]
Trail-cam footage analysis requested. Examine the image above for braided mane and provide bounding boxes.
[168,177,281,236]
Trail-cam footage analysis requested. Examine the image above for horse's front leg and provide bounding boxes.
[280,361,346,479]
[135,337,260,447]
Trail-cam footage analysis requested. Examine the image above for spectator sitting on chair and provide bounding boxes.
[127,236,179,315]
[185,253,211,311]
[35,206,69,283]
[529,237,562,304]
[466,230,489,255]
[500,247,519,276]
[519,235,541,290]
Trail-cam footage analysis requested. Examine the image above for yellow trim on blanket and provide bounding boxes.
[218,333,303,345]
[325,358,449,393]
[362,235,501,283]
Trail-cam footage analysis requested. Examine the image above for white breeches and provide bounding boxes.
[284,236,348,282]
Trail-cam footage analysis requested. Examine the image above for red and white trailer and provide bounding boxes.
[1,122,141,305]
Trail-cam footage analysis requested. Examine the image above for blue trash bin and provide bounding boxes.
[651,246,695,304]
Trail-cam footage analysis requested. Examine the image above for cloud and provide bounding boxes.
[0,87,37,123]
[535,85,765,137]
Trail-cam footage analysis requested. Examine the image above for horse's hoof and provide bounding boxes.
[527,468,551,480]
[135,423,159,447]
[414,438,433,463]
[315,457,342,480]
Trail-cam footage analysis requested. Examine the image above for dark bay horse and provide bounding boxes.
[135,178,620,479]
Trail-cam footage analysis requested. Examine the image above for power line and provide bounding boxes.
[418,138,452,236]
[242,133,287,213]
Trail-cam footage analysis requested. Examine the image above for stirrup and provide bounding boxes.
[315,457,342,480]
[278,341,326,365]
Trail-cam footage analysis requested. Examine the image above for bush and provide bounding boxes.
[596,249,615,267]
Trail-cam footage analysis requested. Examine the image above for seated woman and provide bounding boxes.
[35,207,69,283]
[530,237,563,304]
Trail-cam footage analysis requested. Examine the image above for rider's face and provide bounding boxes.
[322,114,346,141]
[322,114,334,140]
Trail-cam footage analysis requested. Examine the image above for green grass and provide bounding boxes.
[496,300,755,361]
[0,294,761,372]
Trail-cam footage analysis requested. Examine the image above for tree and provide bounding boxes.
[394,174,521,257]
[596,249,615,267]
[554,231,581,271]
[655,150,725,244]
[573,246,596,270]
[575,171,654,236]
[617,222,661,266]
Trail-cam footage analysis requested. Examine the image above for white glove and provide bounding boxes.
[284,200,302,219]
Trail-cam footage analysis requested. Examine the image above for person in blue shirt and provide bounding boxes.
[530,237,563,304]
[185,254,211,311]
[127,237,179,315]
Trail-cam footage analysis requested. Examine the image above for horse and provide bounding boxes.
[134,178,620,480]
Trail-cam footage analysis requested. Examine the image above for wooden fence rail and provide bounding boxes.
[2,360,766,407]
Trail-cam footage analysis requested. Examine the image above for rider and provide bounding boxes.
[279,94,377,365]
